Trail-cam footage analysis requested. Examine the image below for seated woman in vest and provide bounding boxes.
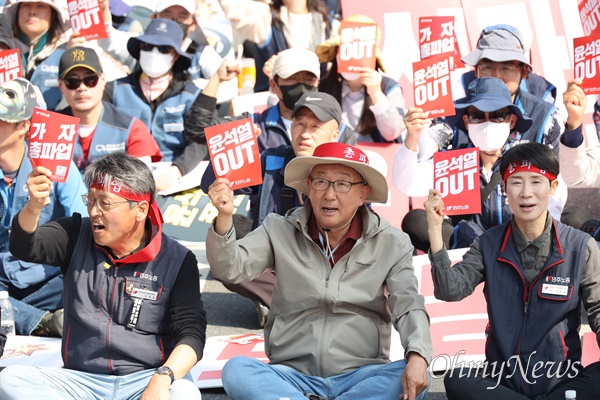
[316,14,406,143]
[3,0,70,110]
[104,18,204,192]
[218,0,338,92]
[424,141,600,400]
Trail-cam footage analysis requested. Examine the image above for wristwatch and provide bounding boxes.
[156,365,174,384]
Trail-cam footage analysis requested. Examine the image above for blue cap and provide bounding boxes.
[451,77,532,133]
[109,0,132,17]
[127,18,191,71]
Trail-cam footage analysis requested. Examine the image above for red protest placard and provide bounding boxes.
[433,148,481,216]
[337,21,377,74]
[0,49,23,84]
[574,35,600,94]
[412,55,455,117]
[418,16,464,69]
[579,0,600,36]
[28,108,79,183]
[67,0,107,40]
[206,118,262,190]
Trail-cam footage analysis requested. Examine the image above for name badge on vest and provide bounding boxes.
[541,283,569,296]
[164,122,184,132]
[131,287,159,301]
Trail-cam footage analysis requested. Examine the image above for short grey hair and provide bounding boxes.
[83,153,156,201]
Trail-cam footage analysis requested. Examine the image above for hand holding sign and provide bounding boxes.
[205,118,262,190]
[28,108,79,182]
[562,78,587,130]
[573,35,600,94]
[412,55,455,118]
[68,0,107,40]
[25,166,54,212]
[338,21,378,74]
[433,147,481,216]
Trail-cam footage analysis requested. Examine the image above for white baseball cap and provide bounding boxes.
[273,49,321,80]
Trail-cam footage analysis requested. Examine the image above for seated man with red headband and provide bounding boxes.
[0,153,206,400]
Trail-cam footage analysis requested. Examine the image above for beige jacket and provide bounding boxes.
[206,203,433,377]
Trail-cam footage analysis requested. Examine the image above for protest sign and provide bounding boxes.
[579,0,600,37]
[205,118,262,190]
[0,49,22,84]
[433,147,480,216]
[418,16,464,69]
[28,109,79,183]
[337,20,377,74]
[412,55,455,117]
[68,0,107,40]
[574,35,600,94]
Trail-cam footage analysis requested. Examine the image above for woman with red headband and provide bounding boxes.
[424,141,600,399]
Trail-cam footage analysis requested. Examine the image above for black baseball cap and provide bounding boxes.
[59,47,103,79]
[292,92,342,125]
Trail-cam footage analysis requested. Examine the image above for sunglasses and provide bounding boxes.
[62,75,100,90]
[466,110,512,124]
[139,42,173,54]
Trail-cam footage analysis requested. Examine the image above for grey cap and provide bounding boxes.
[462,25,531,67]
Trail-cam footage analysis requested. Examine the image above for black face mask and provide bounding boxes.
[278,83,317,109]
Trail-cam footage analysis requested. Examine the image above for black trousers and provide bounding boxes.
[443,362,600,399]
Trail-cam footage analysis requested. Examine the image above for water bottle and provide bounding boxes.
[0,291,15,336]
[565,390,576,399]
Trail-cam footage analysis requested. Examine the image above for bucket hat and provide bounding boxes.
[284,142,388,203]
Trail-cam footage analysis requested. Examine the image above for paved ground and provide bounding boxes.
[199,270,448,400]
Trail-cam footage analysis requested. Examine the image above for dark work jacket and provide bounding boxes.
[481,220,589,397]
[62,218,188,375]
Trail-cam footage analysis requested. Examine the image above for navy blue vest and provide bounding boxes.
[480,220,589,397]
[62,217,189,375]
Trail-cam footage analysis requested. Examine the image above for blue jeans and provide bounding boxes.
[0,365,202,400]
[0,275,64,335]
[222,356,429,400]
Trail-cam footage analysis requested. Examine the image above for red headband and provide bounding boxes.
[502,161,557,182]
[90,181,151,203]
[90,181,164,265]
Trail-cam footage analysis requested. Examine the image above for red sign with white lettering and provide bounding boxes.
[0,49,22,84]
[574,35,600,94]
[28,108,79,182]
[68,0,107,40]
[433,147,481,216]
[337,21,378,74]
[419,16,464,69]
[412,55,455,117]
[206,118,262,190]
[579,0,600,36]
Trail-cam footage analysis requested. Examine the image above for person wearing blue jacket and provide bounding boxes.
[104,18,203,193]
[0,78,87,336]
[425,142,600,399]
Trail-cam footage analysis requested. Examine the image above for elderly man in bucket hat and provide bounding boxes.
[206,142,433,400]
[395,77,568,252]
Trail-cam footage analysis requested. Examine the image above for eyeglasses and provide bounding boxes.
[62,75,99,90]
[82,194,133,213]
[309,177,366,193]
[139,42,173,54]
[466,110,512,124]
[477,63,522,77]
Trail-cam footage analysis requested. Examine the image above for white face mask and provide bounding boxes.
[340,72,361,81]
[467,121,511,151]
[139,49,175,78]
